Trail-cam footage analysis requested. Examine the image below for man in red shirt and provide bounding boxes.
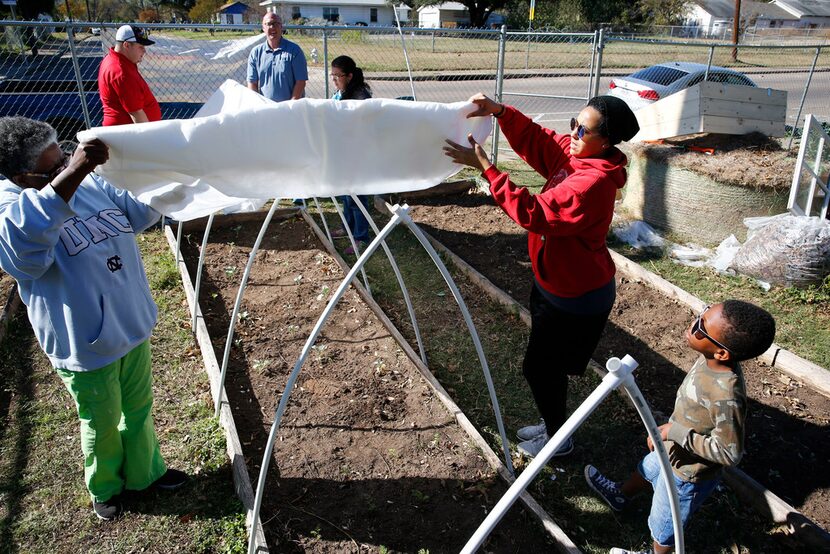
[98,25,161,126]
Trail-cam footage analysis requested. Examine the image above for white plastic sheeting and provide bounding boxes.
[78,80,492,221]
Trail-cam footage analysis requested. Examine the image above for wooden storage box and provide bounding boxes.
[632,81,787,142]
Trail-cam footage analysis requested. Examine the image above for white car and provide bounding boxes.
[608,62,757,112]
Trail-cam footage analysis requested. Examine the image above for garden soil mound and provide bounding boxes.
[181,219,556,553]
[405,190,830,532]
[625,132,795,190]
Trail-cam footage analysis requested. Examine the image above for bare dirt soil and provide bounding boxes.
[181,218,556,553]
[625,133,795,191]
[404,189,830,532]
[0,272,14,311]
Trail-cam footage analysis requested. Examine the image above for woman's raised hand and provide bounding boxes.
[68,138,109,175]
[467,93,503,119]
[443,134,492,173]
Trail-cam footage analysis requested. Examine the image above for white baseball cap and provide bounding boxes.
[115,25,155,46]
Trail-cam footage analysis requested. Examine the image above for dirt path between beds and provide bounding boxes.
[405,190,830,533]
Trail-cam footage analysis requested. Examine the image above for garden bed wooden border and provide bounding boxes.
[165,208,582,553]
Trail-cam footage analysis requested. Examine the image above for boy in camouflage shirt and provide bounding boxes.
[584,300,776,554]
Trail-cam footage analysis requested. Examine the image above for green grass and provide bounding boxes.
[0,229,247,554]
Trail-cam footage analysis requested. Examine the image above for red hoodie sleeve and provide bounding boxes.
[496,106,569,179]
[484,165,610,237]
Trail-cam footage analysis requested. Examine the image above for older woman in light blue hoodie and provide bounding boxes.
[0,117,187,521]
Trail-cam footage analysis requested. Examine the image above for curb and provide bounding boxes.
[393,201,830,550]
[369,67,830,82]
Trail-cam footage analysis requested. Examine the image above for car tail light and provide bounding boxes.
[638,89,660,101]
[609,80,616,89]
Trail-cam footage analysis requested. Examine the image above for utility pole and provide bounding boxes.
[732,0,741,61]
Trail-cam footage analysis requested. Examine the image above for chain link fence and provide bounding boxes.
[0,20,826,153]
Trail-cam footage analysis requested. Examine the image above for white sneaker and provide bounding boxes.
[517,434,574,459]
[516,419,547,441]
[609,548,650,554]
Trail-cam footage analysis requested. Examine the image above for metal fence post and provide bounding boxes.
[787,46,822,151]
[431,30,435,53]
[323,27,329,99]
[592,28,605,99]
[66,23,92,130]
[490,24,507,167]
[588,29,599,100]
[705,45,714,79]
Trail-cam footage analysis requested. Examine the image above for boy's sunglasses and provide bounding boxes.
[691,306,732,354]
[570,117,593,140]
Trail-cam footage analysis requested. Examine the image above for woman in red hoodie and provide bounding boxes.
[444,93,639,458]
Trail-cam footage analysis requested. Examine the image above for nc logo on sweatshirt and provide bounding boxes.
[59,209,134,256]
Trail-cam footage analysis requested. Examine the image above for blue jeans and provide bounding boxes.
[340,195,370,242]
[638,450,720,547]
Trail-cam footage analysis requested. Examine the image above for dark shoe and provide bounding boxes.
[93,495,123,521]
[292,198,305,206]
[344,241,368,255]
[585,464,628,511]
[153,468,189,491]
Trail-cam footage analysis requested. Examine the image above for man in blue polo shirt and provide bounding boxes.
[247,12,308,102]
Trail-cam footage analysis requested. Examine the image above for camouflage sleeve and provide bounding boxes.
[667,386,746,467]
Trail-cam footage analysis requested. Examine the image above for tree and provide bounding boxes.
[637,0,689,27]
[188,0,223,23]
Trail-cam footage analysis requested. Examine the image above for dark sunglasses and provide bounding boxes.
[570,117,592,140]
[691,306,732,354]
[20,153,68,182]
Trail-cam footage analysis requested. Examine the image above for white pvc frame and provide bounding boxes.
[788,113,830,219]
[245,204,514,554]
[461,355,685,554]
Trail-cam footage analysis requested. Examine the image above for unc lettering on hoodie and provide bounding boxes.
[59,208,135,256]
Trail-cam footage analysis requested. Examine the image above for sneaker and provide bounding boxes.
[516,419,547,441]
[330,227,348,239]
[585,465,628,511]
[344,241,368,255]
[517,434,574,459]
[93,495,122,521]
[153,468,189,491]
[292,198,305,206]
[609,548,649,554]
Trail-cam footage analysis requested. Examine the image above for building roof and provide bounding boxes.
[218,1,250,13]
[692,0,798,20]
[260,0,398,7]
[772,0,830,17]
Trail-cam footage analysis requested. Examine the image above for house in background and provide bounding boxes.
[258,0,411,26]
[772,0,830,27]
[417,2,504,29]
[216,1,255,24]
[684,0,799,36]
[418,2,469,28]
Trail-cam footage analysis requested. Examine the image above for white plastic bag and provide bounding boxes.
[731,214,830,288]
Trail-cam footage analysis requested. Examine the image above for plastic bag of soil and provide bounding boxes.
[731,214,830,288]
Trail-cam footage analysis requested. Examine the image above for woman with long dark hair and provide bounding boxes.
[330,55,372,254]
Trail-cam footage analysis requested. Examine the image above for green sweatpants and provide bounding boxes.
[56,341,167,502]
